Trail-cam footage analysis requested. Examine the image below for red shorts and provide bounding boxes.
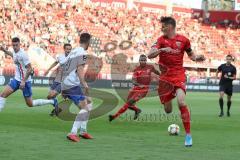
[127,86,149,102]
[158,75,186,104]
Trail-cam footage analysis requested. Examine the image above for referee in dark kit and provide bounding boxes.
[216,55,237,117]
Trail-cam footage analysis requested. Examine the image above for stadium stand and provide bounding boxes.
[0,0,239,81]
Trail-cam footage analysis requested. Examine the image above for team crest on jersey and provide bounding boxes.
[176,41,182,48]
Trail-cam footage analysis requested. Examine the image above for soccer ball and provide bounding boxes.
[168,124,180,135]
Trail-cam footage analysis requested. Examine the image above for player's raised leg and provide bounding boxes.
[24,97,58,109]
[163,100,173,114]
[128,105,142,120]
[176,88,192,147]
[109,95,141,122]
[22,81,59,114]
[0,85,15,111]
[219,91,224,117]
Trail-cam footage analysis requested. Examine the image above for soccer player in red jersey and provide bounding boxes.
[148,17,205,147]
[109,54,160,121]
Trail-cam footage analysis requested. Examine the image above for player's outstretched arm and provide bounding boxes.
[44,61,58,76]
[187,51,205,62]
[77,64,89,96]
[147,48,161,59]
[0,46,13,57]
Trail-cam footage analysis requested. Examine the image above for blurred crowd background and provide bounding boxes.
[0,0,239,84]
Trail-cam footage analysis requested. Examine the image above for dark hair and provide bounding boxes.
[160,17,176,28]
[140,54,147,58]
[80,33,91,44]
[226,54,234,61]
[63,43,72,49]
[226,54,232,58]
[12,37,20,43]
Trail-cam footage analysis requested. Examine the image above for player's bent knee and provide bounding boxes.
[79,99,88,110]
[47,92,57,99]
[165,108,172,114]
[0,93,5,98]
[227,96,232,101]
[0,92,9,98]
[128,99,136,105]
[26,103,33,107]
[47,95,54,99]
[177,100,186,107]
[219,92,224,98]
[163,101,173,114]
[26,100,33,107]
[85,102,93,111]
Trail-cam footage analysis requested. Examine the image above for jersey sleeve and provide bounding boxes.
[22,53,30,66]
[233,66,237,75]
[184,38,192,53]
[218,65,222,72]
[152,37,161,49]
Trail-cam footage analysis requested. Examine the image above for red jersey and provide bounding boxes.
[153,34,191,76]
[133,64,155,85]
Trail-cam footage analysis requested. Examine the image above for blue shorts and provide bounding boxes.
[62,86,85,106]
[8,79,32,97]
[50,81,61,93]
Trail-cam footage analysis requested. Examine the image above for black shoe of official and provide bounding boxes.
[219,112,224,117]
[109,115,115,122]
[227,112,230,117]
[134,109,142,120]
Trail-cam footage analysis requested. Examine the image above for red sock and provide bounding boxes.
[128,105,139,112]
[179,106,191,134]
[113,103,130,118]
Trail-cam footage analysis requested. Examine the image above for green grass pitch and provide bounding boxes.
[0,87,240,160]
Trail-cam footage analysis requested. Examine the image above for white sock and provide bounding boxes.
[80,121,87,134]
[79,103,93,134]
[0,97,6,112]
[71,121,81,135]
[71,109,89,134]
[32,99,54,107]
